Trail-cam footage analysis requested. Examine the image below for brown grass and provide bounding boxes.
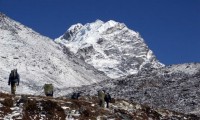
[0,93,13,117]
[0,107,12,117]
[1,97,13,107]
[41,100,65,119]
[0,92,199,120]
[22,99,66,120]
[0,93,11,98]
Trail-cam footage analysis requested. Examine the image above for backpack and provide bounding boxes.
[98,90,105,99]
[71,92,80,99]
[105,93,111,102]
[10,69,19,83]
[44,84,54,95]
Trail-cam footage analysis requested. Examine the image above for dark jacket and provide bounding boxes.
[8,70,20,85]
[105,93,111,102]
[71,92,81,99]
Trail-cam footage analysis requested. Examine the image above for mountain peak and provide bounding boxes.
[55,20,164,78]
[0,12,5,17]
[94,19,104,24]
[0,13,6,22]
[61,23,83,40]
[68,23,83,32]
[105,20,118,27]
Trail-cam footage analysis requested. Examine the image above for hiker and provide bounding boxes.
[104,93,111,108]
[98,90,105,107]
[43,84,54,97]
[8,69,20,95]
[71,92,81,99]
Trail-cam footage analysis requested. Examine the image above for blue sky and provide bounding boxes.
[0,0,200,65]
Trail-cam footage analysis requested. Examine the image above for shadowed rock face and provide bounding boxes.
[63,63,200,116]
[55,20,164,78]
[0,92,199,120]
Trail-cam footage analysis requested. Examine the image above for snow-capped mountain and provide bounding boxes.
[0,13,108,96]
[55,20,164,78]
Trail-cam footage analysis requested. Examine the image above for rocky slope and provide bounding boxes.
[0,13,108,96]
[55,20,164,78]
[63,63,200,116]
[0,92,199,120]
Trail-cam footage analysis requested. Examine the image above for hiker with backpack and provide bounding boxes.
[104,92,111,108]
[8,69,20,95]
[98,90,105,107]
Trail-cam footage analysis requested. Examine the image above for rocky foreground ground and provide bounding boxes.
[0,92,199,120]
[66,63,200,116]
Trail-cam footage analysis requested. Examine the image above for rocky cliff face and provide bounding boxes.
[55,20,164,78]
[0,13,108,96]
